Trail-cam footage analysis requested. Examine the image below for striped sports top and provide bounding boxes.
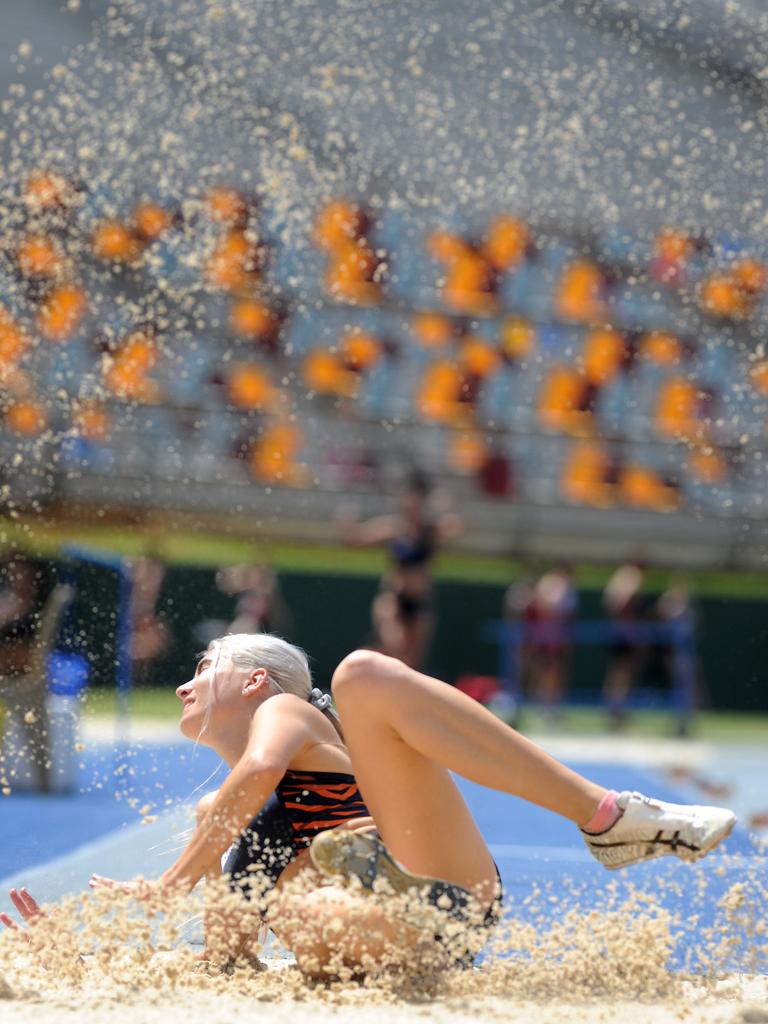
[223,769,369,899]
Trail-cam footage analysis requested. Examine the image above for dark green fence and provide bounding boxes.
[108,567,767,713]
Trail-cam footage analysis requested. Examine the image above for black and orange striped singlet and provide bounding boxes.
[223,769,369,899]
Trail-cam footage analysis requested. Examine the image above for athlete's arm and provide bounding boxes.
[159,696,312,892]
[337,507,397,547]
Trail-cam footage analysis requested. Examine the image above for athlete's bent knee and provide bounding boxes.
[332,649,393,698]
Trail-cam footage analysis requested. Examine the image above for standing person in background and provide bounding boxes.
[338,470,463,670]
[602,560,647,731]
[528,565,578,721]
[128,554,172,688]
[502,571,535,702]
[655,579,699,732]
[0,551,46,677]
[216,562,293,637]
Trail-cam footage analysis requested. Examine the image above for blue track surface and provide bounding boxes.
[2,741,764,974]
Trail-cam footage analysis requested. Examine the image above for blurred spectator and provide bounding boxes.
[503,572,535,697]
[338,470,463,670]
[655,579,698,706]
[216,562,293,637]
[0,551,49,676]
[601,561,647,730]
[527,565,578,718]
[128,554,172,687]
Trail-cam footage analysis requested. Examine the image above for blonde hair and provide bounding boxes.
[212,632,344,739]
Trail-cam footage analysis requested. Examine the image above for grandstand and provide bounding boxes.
[1,180,767,568]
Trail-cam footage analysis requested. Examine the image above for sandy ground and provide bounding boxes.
[1,967,766,1024]
[2,722,763,1024]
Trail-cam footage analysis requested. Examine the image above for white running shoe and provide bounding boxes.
[581,790,737,870]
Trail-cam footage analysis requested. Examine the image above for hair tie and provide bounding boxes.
[309,687,331,711]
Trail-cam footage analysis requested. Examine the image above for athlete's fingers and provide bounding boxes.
[18,888,41,917]
[9,889,39,922]
[89,874,117,889]
[0,912,20,931]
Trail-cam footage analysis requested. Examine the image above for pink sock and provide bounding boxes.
[582,790,622,834]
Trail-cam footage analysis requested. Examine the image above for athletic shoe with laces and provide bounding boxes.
[581,790,737,870]
[310,829,443,895]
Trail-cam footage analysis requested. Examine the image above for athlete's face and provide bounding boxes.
[176,643,240,740]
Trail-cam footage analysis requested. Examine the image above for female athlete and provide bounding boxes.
[2,632,736,976]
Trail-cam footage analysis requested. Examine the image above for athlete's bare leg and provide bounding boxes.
[332,650,606,903]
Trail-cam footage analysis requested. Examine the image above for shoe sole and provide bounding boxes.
[589,811,737,871]
[310,829,437,895]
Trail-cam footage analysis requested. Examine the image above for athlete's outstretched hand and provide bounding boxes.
[89,873,178,913]
[88,873,143,894]
[0,886,43,942]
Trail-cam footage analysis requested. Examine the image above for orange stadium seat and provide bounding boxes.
[229,298,276,340]
[447,430,489,474]
[341,329,381,372]
[36,284,87,341]
[72,401,111,441]
[482,215,529,272]
[555,260,606,322]
[733,257,767,296]
[23,170,73,212]
[582,328,625,385]
[417,360,469,424]
[655,377,699,439]
[538,366,591,434]
[688,445,727,485]
[251,422,306,486]
[499,316,535,361]
[5,399,47,436]
[0,307,28,369]
[204,187,249,227]
[205,230,260,293]
[640,331,682,366]
[324,239,380,304]
[698,272,751,319]
[228,365,275,409]
[427,230,496,315]
[92,220,142,263]
[458,335,501,378]
[561,442,613,507]
[426,230,468,264]
[17,234,61,278]
[313,201,365,251]
[749,360,768,395]
[105,331,158,401]
[653,228,693,264]
[443,251,496,315]
[650,228,693,285]
[133,202,173,241]
[619,464,679,512]
[411,312,454,348]
[302,349,356,398]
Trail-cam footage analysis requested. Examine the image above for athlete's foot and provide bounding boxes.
[581,790,737,870]
[310,829,443,895]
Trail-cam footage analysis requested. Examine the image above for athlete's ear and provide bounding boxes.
[242,667,269,695]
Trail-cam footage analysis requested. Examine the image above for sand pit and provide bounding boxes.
[1,961,766,1024]
[1,875,766,1024]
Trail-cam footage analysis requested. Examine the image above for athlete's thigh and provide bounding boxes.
[343,717,496,899]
